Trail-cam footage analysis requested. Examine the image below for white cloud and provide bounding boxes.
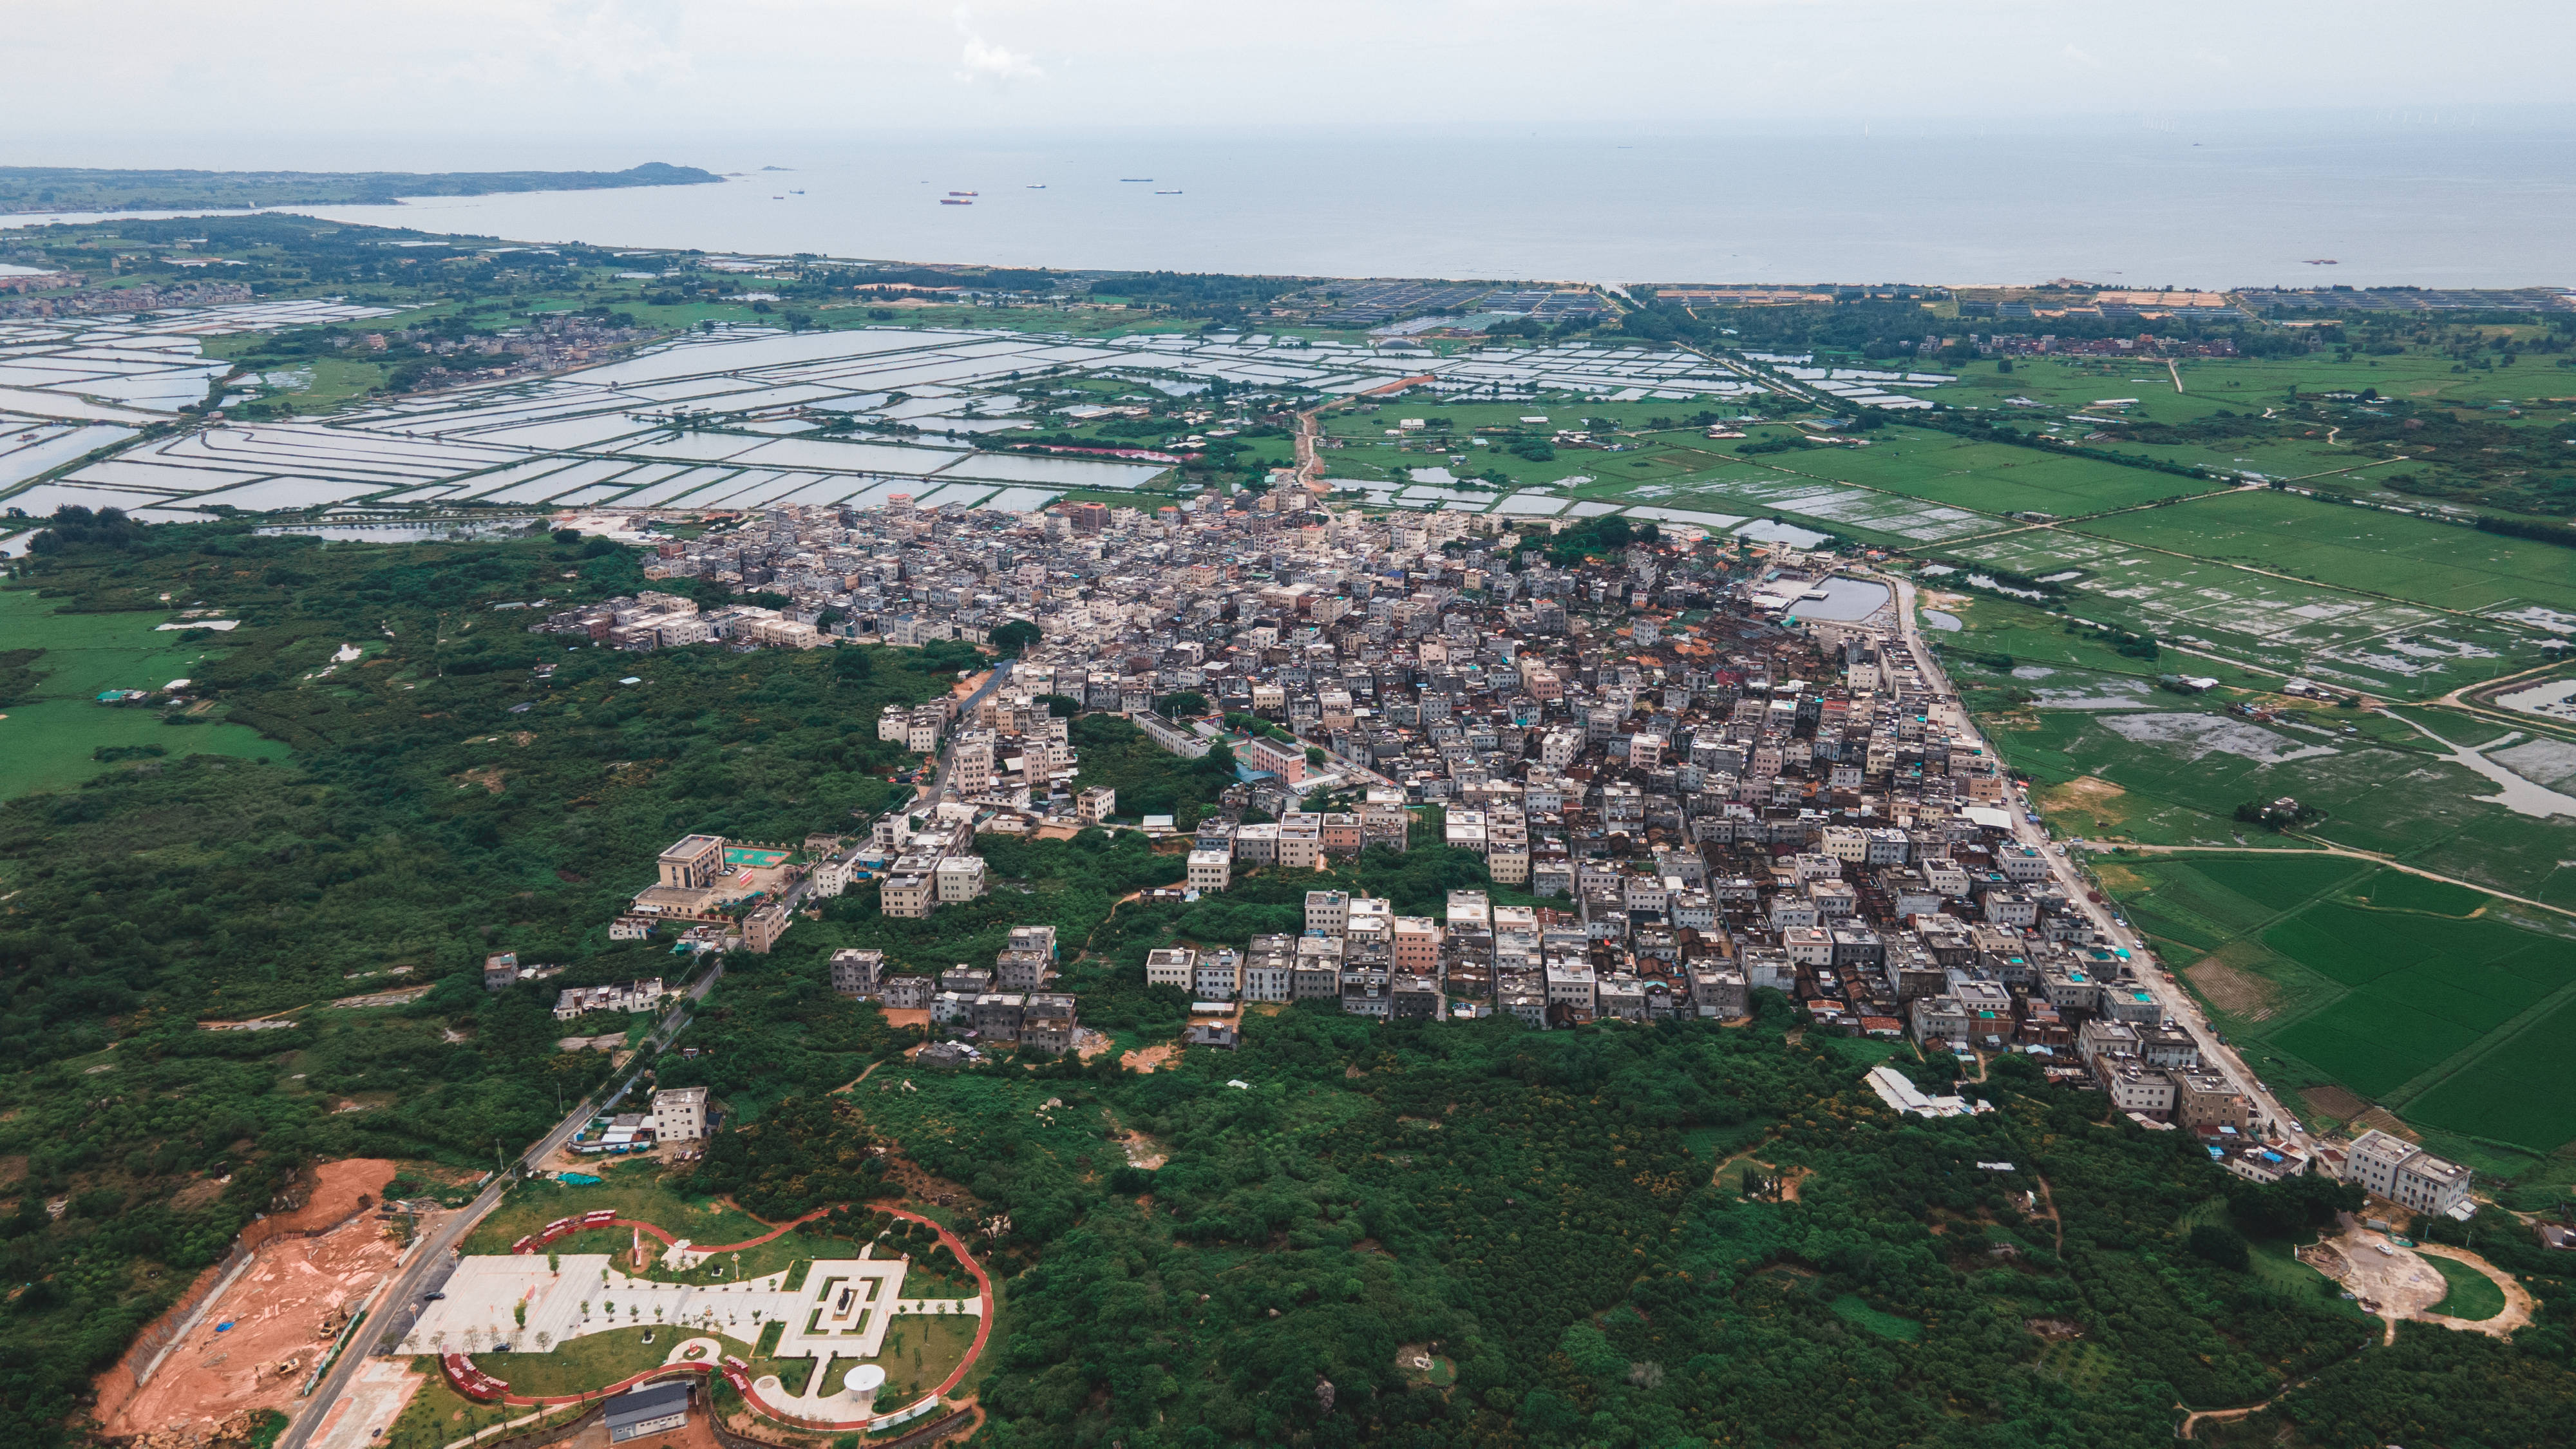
[954,6,1043,83]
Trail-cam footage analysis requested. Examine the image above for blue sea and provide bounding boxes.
[13,122,2574,289]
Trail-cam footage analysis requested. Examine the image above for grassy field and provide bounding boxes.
[1755,428,2227,516]
[459,1160,775,1260]
[2103,856,2576,1157]
[1942,352,2562,427]
[473,1325,734,1399]
[1951,527,2546,698]
[2246,1238,2375,1323]
[382,1361,589,1449]
[2074,489,2576,618]
[875,1309,983,1402]
[0,589,291,799]
[1828,1293,1923,1342]
[2426,1255,2510,1321]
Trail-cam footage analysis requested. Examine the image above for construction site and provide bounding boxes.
[97,1160,413,1448]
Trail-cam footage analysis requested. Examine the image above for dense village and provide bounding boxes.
[540,482,2476,1224]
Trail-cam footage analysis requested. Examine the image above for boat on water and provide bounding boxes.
[1119,177,1152,182]
[948,190,979,196]
[1154,189,1183,195]
[789,189,804,194]
[1026,184,1046,189]
[940,198,973,206]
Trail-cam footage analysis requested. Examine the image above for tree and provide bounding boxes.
[1157,691,1210,718]
[2188,1223,2251,1271]
[1040,693,1081,718]
[990,619,1042,654]
[1304,746,1327,768]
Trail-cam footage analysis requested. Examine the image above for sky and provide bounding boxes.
[6,0,2572,163]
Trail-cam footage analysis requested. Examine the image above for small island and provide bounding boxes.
[0,161,723,214]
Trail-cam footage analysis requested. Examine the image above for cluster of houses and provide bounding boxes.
[827,929,1083,1065]
[532,591,826,652]
[579,486,2472,1219]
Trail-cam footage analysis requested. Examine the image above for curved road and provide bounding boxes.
[1874,569,2314,1154]
[278,963,723,1449]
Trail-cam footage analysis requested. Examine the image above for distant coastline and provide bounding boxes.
[0,162,723,216]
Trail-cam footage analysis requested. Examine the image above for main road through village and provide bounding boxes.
[1874,568,2315,1153]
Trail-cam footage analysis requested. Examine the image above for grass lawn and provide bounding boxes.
[2427,1255,2509,1321]
[2247,1238,2374,1323]
[1828,1294,1922,1342]
[475,1325,746,1399]
[380,1361,590,1449]
[459,1160,775,1259]
[874,1309,983,1401]
[1774,428,2227,516]
[0,589,291,800]
[2074,489,2576,617]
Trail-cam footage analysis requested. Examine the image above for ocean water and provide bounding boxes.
[13,127,2574,289]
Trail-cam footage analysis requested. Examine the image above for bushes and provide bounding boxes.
[691,1095,889,1219]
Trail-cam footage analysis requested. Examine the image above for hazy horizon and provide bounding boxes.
[8,0,2572,144]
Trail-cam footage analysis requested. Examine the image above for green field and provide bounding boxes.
[2105,856,2576,1157]
[0,589,291,798]
[1830,1293,1924,1342]
[473,1325,732,1399]
[2425,1255,2510,1321]
[1951,527,2544,698]
[461,1162,777,1264]
[2074,490,2576,618]
[1741,428,2226,517]
[1942,352,2560,428]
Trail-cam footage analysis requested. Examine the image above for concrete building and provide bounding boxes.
[648,1085,709,1142]
[2340,1129,2474,1218]
[829,948,885,999]
[1145,947,1199,991]
[657,834,725,890]
[1188,849,1233,893]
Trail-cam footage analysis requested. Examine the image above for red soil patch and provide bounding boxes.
[98,1160,405,1441]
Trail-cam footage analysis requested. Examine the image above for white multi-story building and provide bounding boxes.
[2340,1129,2474,1218]
[648,1086,708,1141]
[1188,849,1232,893]
[1145,947,1198,991]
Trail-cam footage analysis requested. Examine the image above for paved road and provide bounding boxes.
[1875,569,2314,1153]
[277,963,723,1449]
[929,659,1013,805]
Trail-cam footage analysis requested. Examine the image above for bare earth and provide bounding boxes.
[2299,1083,2371,1122]
[2300,1222,2533,1344]
[1121,1044,1180,1074]
[2186,954,2281,1020]
[2038,774,2129,827]
[102,1160,404,1441]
